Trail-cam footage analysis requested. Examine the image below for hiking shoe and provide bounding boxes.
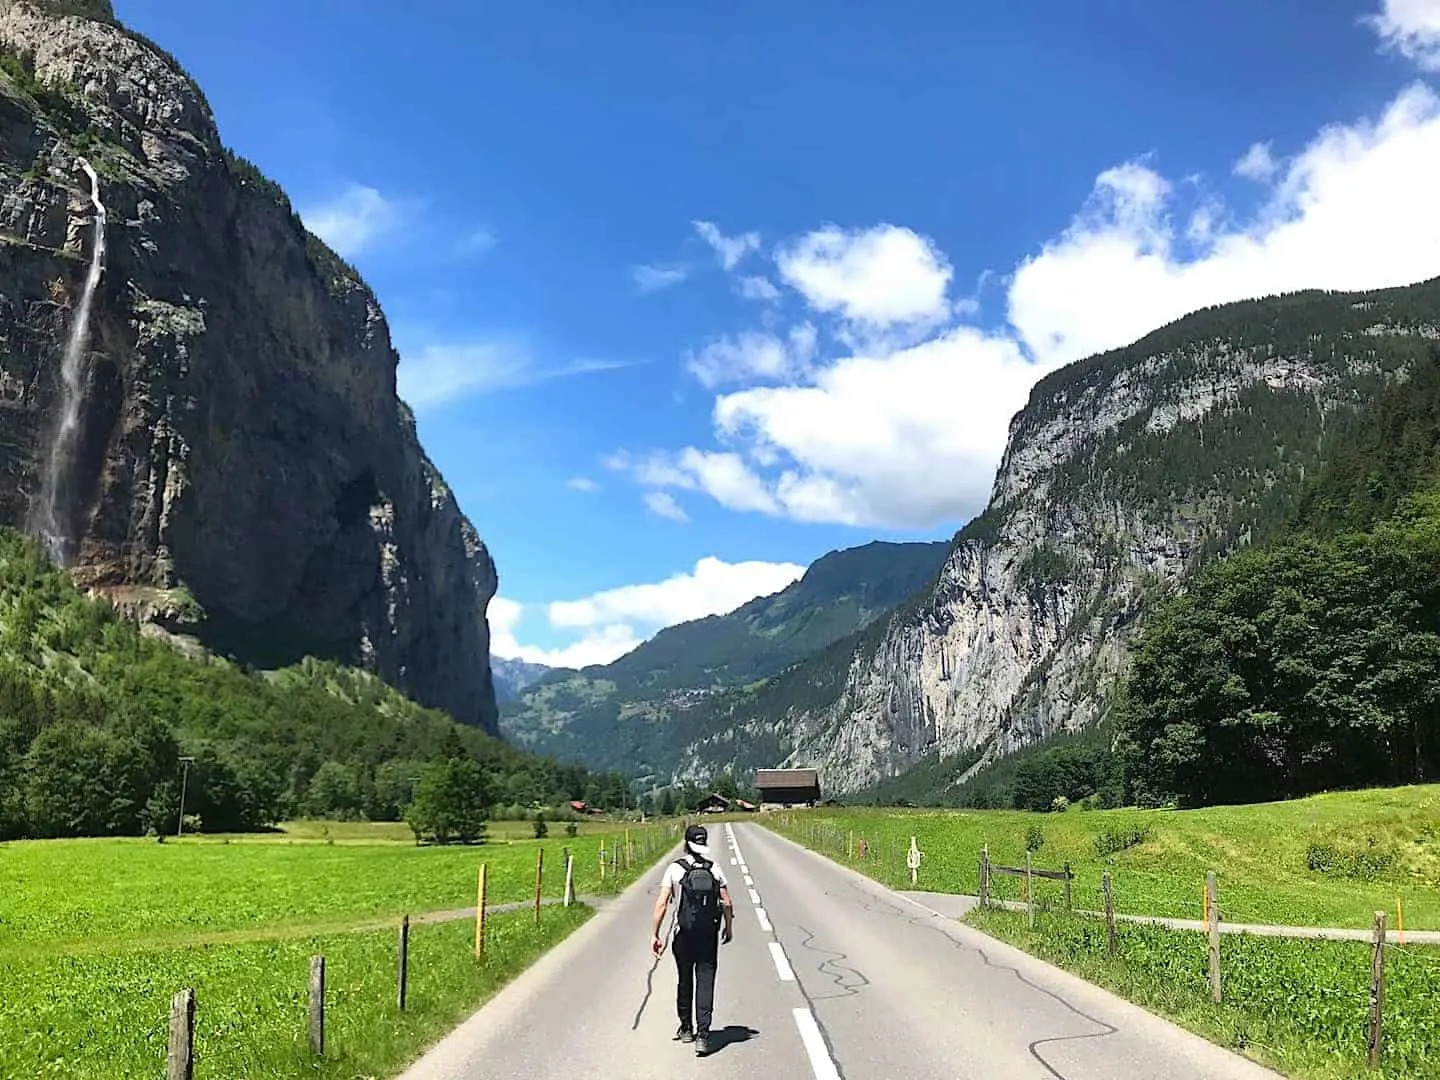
[695,1031,714,1056]
[674,1024,695,1043]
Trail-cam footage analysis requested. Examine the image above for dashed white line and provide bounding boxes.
[793,1008,842,1080]
[768,941,796,981]
[755,906,773,932]
[744,874,754,887]
[747,887,761,906]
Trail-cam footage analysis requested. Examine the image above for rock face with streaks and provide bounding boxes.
[671,280,1440,792]
[0,1,498,730]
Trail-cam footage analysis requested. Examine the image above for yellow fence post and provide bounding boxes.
[474,863,488,960]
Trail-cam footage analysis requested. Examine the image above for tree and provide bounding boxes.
[406,759,491,844]
[306,761,364,820]
[658,787,677,817]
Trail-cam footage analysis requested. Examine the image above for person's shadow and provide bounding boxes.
[700,1025,759,1056]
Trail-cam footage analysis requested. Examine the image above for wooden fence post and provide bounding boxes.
[397,915,410,1011]
[167,988,195,1080]
[308,955,325,1056]
[1369,911,1387,1067]
[1026,849,1034,929]
[979,846,990,906]
[564,849,575,906]
[1102,873,1116,956]
[599,840,607,883]
[534,847,545,924]
[1206,872,1221,1003]
[1063,863,1072,912]
[475,863,488,960]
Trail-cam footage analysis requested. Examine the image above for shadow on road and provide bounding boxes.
[700,1025,760,1056]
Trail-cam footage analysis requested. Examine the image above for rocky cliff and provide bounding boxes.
[673,280,1440,792]
[0,1,499,730]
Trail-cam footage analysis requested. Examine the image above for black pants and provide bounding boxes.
[674,927,719,1033]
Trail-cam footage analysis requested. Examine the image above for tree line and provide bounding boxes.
[0,529,633,841]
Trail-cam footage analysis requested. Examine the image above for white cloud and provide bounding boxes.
[644,490,691,522]
[631,81,1440,529]
[1368,0,1440,69]
[737,275,781,302]
[397,339,632,410]
[566,476,600,493]
[709,328,1035,526]
[633,263,690,293]
[489,557,807,667]
[694,220,762,270]
[1233,141,1278,181]
[459,228,498,256]
[548,556,805,631]
[398,340,532,408]
[684,327,816,389]
[1007,82,1440,370]
[301,184,400,258]
[775,224,954,328]
[490,600,643,669]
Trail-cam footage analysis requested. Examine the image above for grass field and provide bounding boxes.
[1,906,591,1079]
[2,823,677,954]
[968,907,1440,1079]
[769,785,1440,929]
[1,819,677,1078]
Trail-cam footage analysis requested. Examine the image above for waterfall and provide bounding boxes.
[34,157,106,567]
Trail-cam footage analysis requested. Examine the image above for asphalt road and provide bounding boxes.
[398,822,1283,1080]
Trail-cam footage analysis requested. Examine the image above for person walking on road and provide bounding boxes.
[651,823,734,1056]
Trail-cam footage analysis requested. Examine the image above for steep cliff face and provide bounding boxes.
[0,2,499,730]
[674,281,1440,792]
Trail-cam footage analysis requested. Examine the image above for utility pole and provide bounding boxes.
[177,756,196,837]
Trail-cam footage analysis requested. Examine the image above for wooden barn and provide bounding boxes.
[754,768,821,808]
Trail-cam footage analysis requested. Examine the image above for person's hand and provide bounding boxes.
[651,934,664,957]
[721,924,733,945]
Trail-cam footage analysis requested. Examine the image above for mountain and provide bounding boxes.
[660,278,1440,793]
[491,656,552,702]
[0,1,498,731]
[499,539,951,777]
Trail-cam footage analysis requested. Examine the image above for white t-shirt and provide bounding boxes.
[662,853,729,933]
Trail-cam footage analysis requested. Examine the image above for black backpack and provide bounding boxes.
[676,856,721,933]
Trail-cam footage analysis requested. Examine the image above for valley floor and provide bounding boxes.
[0,822,669,1078]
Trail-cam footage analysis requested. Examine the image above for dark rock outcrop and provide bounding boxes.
[0,2,498,730]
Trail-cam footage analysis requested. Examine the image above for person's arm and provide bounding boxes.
[651,876,672,955]
[718,884,734,943]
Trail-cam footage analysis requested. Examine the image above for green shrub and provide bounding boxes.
[1025,824,1046,853]
[1304,833,1397,881]
[532,812,548,839]
[1094,824,1152,857]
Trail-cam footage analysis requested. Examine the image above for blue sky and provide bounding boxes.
[117,0,1440,666]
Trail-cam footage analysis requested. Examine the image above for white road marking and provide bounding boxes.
[744,874,754,887]
[756,906,772,932]
[740,865,749,876]
[793,1008,842,1080]
[769,941,796,982]
[748,887,761,906]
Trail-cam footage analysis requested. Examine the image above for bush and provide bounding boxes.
[1050,796,1071,813]
[565,822,578,837]
[1305,834,1397,881]
[1094,824,1152,858]
[1025,824,1045,853]
[532,812,548,839]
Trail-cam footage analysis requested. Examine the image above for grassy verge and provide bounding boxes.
[1,823,674,953]
[0,905,591,1079]
[764,785,1440,928]
[965,907,1440,1079]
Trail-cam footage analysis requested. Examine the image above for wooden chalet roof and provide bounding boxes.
[754,768,821,789]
